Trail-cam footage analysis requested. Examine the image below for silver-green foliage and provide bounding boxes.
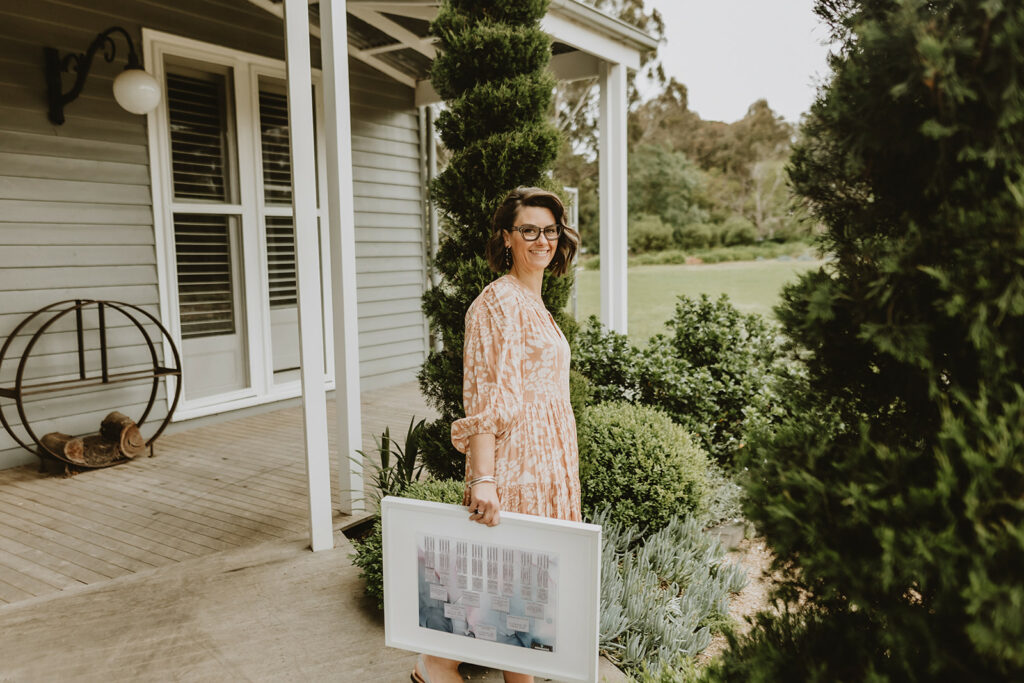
[594,507,748,675]
[698,464,745,528]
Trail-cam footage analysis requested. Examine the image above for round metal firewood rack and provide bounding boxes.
[0,299,182,461]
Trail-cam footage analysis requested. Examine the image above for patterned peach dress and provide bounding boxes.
[451,274,582,522]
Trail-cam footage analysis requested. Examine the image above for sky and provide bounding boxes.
[640,1,835,124]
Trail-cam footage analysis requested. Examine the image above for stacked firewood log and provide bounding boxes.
[37,411,147,476]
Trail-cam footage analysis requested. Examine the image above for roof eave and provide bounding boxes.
[549,0,660,54]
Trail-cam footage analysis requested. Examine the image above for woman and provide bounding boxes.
[413,187,581,683]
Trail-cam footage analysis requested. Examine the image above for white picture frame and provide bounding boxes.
[381,496,602,683]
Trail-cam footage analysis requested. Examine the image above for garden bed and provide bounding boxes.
[697,537,775,668]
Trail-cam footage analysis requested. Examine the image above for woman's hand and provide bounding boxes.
[468,482,501,526]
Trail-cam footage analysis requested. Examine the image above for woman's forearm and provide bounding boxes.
[467,432,500,525]
[468,432,496,476]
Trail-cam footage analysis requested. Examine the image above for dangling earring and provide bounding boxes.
[504,246,512,270]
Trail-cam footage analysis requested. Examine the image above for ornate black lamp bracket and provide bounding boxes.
[45,25,141,126]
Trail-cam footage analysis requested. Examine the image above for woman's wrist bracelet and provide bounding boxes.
[469,475,496,488]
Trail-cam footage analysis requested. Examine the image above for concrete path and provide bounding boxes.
[0,529,625,682]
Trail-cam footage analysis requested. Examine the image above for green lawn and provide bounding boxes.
[570,259,823,343]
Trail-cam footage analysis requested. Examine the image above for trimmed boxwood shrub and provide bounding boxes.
[351,479,465,610]
[574,296,780,468]
[577,401,709,532]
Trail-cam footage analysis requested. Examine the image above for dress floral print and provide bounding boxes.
[451,275,582,522]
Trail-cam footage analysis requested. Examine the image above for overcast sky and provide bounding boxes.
[640,0,835,124]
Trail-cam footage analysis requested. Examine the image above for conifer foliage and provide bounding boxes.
[706,1,1024,680]
[418,0,569,479]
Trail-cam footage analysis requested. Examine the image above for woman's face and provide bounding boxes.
[504,205,558,275]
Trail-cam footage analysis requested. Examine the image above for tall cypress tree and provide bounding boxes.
[418,0,570,479]
[705,1,1024,680]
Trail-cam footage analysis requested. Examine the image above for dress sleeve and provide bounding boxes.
[450,291,523,454]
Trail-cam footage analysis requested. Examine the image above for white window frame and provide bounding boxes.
[144,28,335,421]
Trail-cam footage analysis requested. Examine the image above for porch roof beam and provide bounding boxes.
[347,6,437,60]
[348,45,416,88]
[362,42,412,56]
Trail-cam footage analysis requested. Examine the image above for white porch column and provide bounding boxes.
[283,0,334,551]
[598,60,629,334]
[319,0,365,515]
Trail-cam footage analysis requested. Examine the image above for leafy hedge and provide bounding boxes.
[573,294,780,467]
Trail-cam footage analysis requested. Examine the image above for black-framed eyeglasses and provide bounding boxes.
[507,224,563,241]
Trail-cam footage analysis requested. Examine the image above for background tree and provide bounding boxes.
[705,1,1024,679]
[417,0,570,480]
[555,39,807,253]
[627,144,707,229]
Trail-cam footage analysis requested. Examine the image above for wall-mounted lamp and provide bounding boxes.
[45,26,161,126]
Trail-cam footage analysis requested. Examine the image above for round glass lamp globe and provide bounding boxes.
[112,68,161,115]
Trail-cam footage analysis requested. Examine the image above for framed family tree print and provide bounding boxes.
[381,496,602,683]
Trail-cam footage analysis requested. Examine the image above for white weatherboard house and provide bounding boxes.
[0,0,655,550]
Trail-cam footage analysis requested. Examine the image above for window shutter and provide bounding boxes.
[266,216,297,308]
[167,72,230,201]
[174,214,236,338]
[259,89,292,204]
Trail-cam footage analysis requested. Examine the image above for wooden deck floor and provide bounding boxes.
[0,381,436,607]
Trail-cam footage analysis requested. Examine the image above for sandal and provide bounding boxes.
[410,654,431,683]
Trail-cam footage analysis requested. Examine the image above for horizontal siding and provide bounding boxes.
[360,352,426,380]
[0,177,153,205]
[0,246,157,269]
[0,225,156,246]
[0,129,149,164]
[0,152,150,185]
[357,257,425,274]
[0,4,427,469]
[349,61,428,388]
[0,0,166,468]
[0,345,164,388]
[1,333,163,379]
[358,324,429,349]
[357,241,424,258]
[359,311,424,333]
[2,266,157,291]
[361,366,420,391]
